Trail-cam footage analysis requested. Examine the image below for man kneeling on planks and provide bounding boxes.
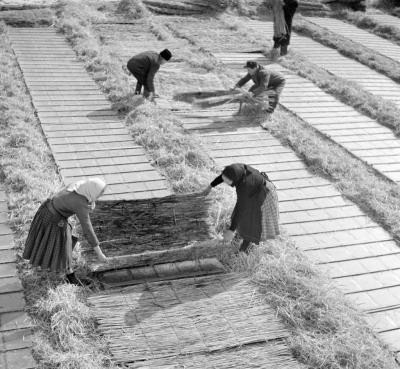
[233,60,285,125]
[127,49,172,102]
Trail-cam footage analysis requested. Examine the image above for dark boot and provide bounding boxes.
[134,82,143,95]
[270,47,280,61]
[66,272,82,286]
[280,44,288,56]
[239,239,251,254]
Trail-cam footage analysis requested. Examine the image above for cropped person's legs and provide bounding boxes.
[143,86,150,98]
[281,1,298,55]
[135,81,143,95]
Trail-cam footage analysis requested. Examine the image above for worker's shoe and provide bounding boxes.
[270,47,280,61]
[280,45,288,56]
[260,113,272,129]
[65,272,82,286]
[239,241,252,254]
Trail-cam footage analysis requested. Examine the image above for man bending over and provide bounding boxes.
[127,48,172,101]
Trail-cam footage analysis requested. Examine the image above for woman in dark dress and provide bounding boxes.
[203,164,280,253]
[23,178,108,285]
[270,0,299,58]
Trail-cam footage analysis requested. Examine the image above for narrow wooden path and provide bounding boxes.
[130,16,400,351]
[175,101,400,353]
[143,47,400,354]
[88,22,306,368]
[247,19,400,107]
[368,13,400,29]
[215,52,400,183]
[49,15,400,363]
[7,27,171,201]
[307,17,400,63]
[0,188,35,369]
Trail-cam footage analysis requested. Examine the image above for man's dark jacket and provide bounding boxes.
[127,51,161,93]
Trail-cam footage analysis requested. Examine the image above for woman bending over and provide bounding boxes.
[204,163,280,253]
[23,178,108,285]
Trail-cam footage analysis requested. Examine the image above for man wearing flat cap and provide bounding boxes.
[127,49,172,101]
[234,60,285,117]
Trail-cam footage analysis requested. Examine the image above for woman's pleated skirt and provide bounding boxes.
[23,199,73,273]
[260,181,280,241]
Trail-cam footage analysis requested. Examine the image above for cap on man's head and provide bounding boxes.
[244,60,258,69]
[160,49,172,61]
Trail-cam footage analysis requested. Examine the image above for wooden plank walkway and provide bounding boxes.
[82,18,400,362]
[368,13,400,30]
[94,18,400,352]
[0,188,35,369]
[247,19,400,107]
[86,24,306,367]
[7,27,171,201]
[215,52,400,184]
[307,17,400,63]
[89,273,306,368]
[135,15,400,349]
[179,104,400,352]
[172,90,400,353]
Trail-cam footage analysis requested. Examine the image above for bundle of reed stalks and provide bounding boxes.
[192,88,269,110]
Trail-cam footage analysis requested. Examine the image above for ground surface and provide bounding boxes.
[2,1,400,368]
[90,11,400,354]
[7,27,171,201]
[0,187,35,369]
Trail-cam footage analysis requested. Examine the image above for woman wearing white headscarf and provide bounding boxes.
[23,178,108,285]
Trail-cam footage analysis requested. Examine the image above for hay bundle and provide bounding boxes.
[177,88,270,111]
[174,89,240,104]
[116,0,148,18]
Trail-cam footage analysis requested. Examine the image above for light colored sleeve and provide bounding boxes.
[75,205,99,248]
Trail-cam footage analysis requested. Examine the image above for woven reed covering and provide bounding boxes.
[82,193,214,271]
[89,273,304,368]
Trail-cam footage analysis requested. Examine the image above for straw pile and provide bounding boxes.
[81,193,214,269]
[89,273,304,368]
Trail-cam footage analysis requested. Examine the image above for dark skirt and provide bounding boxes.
[236,181,280,243]
[23,199,74,273]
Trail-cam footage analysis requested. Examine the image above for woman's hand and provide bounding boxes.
[223,229,234,243]
[201,185,212,196]
[94,245,108,263]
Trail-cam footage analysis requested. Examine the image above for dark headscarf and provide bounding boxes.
[222,163,246,186]
[222,163,266,195]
